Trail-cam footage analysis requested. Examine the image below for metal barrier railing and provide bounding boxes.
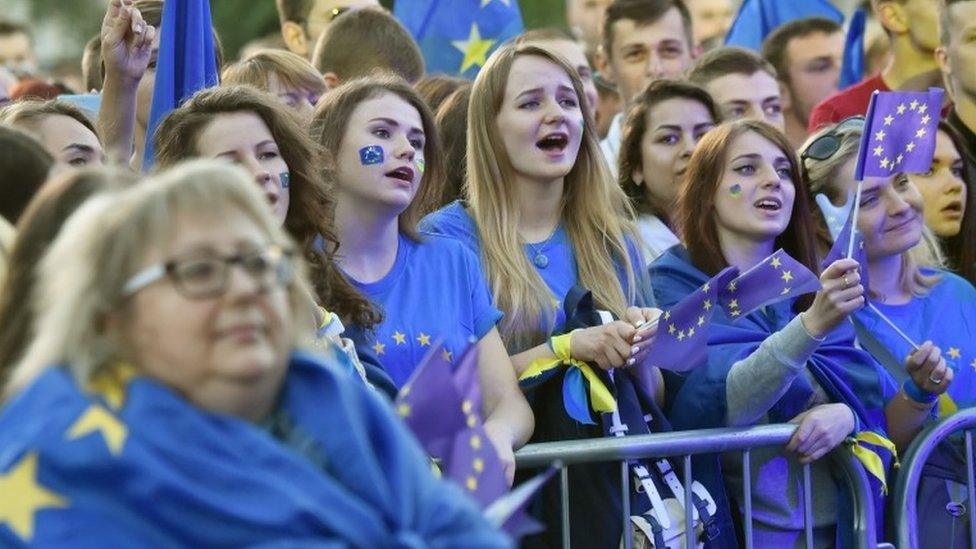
[892,408,976,549]
[514,423,878,549]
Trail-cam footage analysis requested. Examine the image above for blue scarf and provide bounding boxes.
[0,349,509,548]
[651,247,897,543]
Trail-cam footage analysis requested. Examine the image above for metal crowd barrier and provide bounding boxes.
[514,424,878,549]
[892,408,976,549]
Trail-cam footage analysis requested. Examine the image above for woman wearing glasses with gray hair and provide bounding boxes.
[0,160,508,547]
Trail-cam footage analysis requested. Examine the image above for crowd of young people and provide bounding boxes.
[0,0,974,546]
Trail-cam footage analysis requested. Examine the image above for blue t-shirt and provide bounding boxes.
[346,232,502,388]
[854,270,976,409]
[421,200,651,337]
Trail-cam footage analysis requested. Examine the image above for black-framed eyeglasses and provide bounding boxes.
[122,244,295,300]
[800,115,865,162]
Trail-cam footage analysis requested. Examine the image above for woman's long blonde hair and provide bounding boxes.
[467,43,641,351]
[800,121,941,298]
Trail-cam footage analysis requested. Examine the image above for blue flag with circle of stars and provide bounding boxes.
[855,88,944,180]
[393,0,523,79]
[639,266,739,373]
[718,249,821,320]
[725,0,842,51]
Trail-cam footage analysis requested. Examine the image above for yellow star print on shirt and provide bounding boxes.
[66,405,128,456]
[452,24,496,73]
[373,341,386,356]
[948,347,961,360]
[0,453,68,542]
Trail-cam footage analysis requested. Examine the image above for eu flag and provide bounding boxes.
[143,0,219,169]
[394,0,523,79]
[725,0,842,51]
[640,266,739,373]
[839,8,867,90]
[718,249,821,319]
[854,88,944,180]
[820,199,871,292]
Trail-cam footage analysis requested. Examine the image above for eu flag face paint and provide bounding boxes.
[359,145,384,165]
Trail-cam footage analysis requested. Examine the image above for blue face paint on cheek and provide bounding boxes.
[279,172,290,188]
[359,145,384,165]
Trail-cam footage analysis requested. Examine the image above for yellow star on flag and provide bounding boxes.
[873,145,883,157]
[373,341,386,355]
[770,257,782,268]
[702,282,710,292]
[921,114,931,125]
[452,24,496,73]
[442,349,454,362]
[473,457,484,473]
[677,331,686,341]
[687,327,695,337]
[392,331,406,345]
[727,281,737,292]
[896,153,904,165]
[668,323,676,335]
[909,99,919,111]
[948,347,961,360]
[970,359,976,370]
[781,287,791,295]
[728,299,738,309]
[664,310,671,320]
[883,114,894,126]
[397,403,411,417]
[874,129,886,141]
[896,103,907,115]
[880,157,890,169]
[417,333,431,346]
[918,104,928,114]
[906,142,915,152]
[703,299,712,310]
[730,310,740,317]
[697,315,705,326]
[66,405,128,456]
[0,453,68,541]
[916,127,927,138]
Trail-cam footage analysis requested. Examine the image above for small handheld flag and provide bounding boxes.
[484,465,558,539]
[854,88,944,180]
[718,249,821,319]
[638,267,739,373]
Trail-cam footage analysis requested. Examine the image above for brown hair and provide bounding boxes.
[761,17,841,84]
[517,27,579,45]
[687,46,779,87]
[603,0,693,59]
[415,75,467,114]
[0,20,30,40]
[938,120,976,283]
[221,49,326,98]
[311,75,445,234]
[0,98,100,142]
[677,119,819,309]
[0,168,135,391]
[311,7,424,84]
[82,34,103,93]
[618,79,720,219]
[153,85,379,329]
[433,83,472,209]
[0,125,53,224]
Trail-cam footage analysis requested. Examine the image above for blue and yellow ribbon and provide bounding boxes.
[519,333,616,424]
[847,430,898,495]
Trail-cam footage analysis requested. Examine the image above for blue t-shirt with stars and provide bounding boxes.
[347,232,502,388]
[420,200,652,337]
[854,270,976,409]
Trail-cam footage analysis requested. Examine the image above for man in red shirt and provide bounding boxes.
[808,0,942,132]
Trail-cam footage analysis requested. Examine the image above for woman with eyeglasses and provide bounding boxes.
[651,119,945,546]
[0,161,509,547]
[617,79,720,264]
[802,118,976,413]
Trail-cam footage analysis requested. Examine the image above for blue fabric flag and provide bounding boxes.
[854,88,944,180]
[640,266,739,373]
[725,0,843,51]
[394,0,523,79]
[142,0,219,169]
[718,249,821,320]
[819,192,871,291]
[839,8,867,90]
[0,351,509,547]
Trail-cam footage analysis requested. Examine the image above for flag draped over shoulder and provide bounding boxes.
[651,246,898,543]
[854,88,943,180]
[0,350,509,547]
[142,0,219,169]
[725,0,843,51]
[394,0,523,79]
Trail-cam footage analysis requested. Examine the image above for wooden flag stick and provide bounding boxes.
[847,180,863,259]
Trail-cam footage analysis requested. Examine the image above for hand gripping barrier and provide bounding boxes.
[514,423,878,549]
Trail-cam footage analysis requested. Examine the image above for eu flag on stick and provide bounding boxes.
[719,249,821,319]
[854,88,944,180]
[639,267,738,373]
[143,0,219,169]
[394,0,523,79]
[819,199,871,292]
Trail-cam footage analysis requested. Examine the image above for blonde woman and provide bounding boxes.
[421,43,660,548]
[0,161,508,546]
[222,49,327,121]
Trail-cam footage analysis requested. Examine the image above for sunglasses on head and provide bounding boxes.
[800,116,865,162]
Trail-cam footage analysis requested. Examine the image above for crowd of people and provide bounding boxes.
[0,0,974,547]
